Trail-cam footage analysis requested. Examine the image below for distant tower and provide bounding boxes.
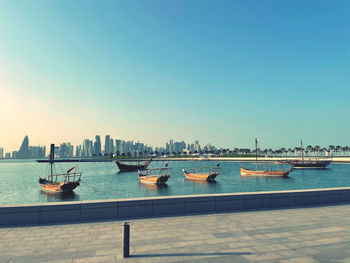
[110,138,114,154]
[17,135,31,159]
[82,139,92,157]
[104,135,110,155]
[115,140,123,154]
[94,135,101,156]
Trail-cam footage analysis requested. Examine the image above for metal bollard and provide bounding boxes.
[122,222,130,258]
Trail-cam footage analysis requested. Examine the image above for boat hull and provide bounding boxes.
[288,160,331,169]
[240,167,291,177]
[139,175,170,185]
[183,172,219,181]
[39,182,80,192]
[116,161,150,172]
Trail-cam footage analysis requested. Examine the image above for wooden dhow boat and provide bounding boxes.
[240,164,293,177]
[39,144,81,192]
[138,167,172,185]
[182,162,221,181]
[287,141,332,169]
[240,139,293,177]
[115,159,151,172]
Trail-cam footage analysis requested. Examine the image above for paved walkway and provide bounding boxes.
[1,204,350,263]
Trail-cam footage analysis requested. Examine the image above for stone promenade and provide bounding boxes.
[1,204,350,263]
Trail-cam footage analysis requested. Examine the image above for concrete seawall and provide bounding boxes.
[1,187,350,226]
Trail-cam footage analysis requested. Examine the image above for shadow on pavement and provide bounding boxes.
[131,251,252,258]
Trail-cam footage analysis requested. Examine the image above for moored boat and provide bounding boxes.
[240,165,293,177]
[182,166,221,181]
[287,159,331,169]
[138,167,172,185]
[39,144,81,192]
[240,139,293,177]
[115,159,151,172]
[287,141,332,169]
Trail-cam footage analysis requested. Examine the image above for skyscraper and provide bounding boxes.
[104,135,110,155]
[82,139,92,157]
[94,135,101,156]
[110,138,114,154]
[115,140,121,155]
[0,147,3,159]
[75,145,82,157]
[17,135,31,158]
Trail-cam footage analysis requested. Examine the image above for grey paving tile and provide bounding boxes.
[2,204,350,262]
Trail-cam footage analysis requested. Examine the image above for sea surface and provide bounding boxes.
[0,159,349,205]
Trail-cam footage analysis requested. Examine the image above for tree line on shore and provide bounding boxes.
[96,145,350,158]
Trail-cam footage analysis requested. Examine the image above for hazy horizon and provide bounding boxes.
[1,1,349,152]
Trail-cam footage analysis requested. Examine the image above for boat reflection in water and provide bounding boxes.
[39,190,80,202]
[184,179,217,185]
[140,182,169,190]
[139,182,171,196]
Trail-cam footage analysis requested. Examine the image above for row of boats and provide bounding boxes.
[118,139,331,182]
[39,140,332,192]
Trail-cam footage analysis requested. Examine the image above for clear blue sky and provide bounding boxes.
[0,0,349,151]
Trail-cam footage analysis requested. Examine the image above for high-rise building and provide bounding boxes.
[29,146,46,158]
[17,135,31,158]
[82,139,92,157]
[120,141,125,155]
[110,138,114,154]
[5,152,11,159]
[104,135,110,155]
[0,147,3,159]
[58,143,73,158]
[94,135,101,156]
[194,140,200,152]
[115,140,121,155]
[75,145,82,157]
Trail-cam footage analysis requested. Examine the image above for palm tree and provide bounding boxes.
[335,146,342,156]
[294,147,300,157]
[314,145,321,156]
[322,148,327,156]
[306,145,312,156]
[328,145,335,156]
[280,148,286,156]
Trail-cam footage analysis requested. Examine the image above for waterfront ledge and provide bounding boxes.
[1,187,350,226]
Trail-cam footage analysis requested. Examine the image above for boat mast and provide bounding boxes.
[255,138,258,170]
[49,144,55,181]
[300,140,304,162]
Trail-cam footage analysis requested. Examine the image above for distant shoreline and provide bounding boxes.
[33,156,350,163]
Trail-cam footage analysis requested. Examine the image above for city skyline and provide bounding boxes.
[1,1,350,151]
[1,134,349,159]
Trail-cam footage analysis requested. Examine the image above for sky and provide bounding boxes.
[0,0,350,152]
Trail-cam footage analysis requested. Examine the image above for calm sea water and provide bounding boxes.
[0,159,349,205]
